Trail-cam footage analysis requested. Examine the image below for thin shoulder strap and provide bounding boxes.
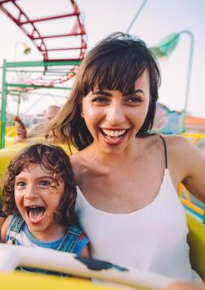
[159,135,168,169]
[58,225,82,253]
[7,212,24,244]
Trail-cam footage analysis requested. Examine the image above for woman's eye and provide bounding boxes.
[126,96,142,104]
[92,97,109,104]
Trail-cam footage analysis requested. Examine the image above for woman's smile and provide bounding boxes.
[99,128,129,145]
[81,70,150,153]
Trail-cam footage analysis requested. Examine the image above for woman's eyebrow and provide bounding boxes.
[133,89,145,94]
[91,89,146,96]
[92,90,112,96]
[124,89,145,96]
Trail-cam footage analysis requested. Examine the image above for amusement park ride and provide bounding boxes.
[0,0,87,148]
[0,1,205,289]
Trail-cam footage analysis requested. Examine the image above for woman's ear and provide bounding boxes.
[81,110,84,118]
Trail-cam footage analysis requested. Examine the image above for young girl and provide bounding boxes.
[48,32,205,281]
[0,143,89,274]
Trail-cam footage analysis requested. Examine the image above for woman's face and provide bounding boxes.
[81,69,150,154]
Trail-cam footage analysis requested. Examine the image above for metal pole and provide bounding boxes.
[179,30,194,132]
[126,0,149,34]
[0,60,8,149]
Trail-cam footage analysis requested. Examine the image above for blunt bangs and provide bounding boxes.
[80,38,154,97]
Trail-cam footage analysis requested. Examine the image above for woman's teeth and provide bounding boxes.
[102,129,126,137]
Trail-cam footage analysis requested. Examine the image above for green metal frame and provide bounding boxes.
[0,59,80,148]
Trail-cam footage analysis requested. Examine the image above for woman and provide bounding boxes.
[49,32,205,281]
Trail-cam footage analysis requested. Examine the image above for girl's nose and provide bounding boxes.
[24,185,38,199]
[106,102,126,125]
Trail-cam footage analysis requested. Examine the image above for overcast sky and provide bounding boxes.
[0,0,205,117]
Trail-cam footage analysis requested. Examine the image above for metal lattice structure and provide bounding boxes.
[0,0,87,148]
[0,0,87,85]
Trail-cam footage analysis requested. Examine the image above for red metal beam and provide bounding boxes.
[0,0,87,84]
[21,13,80,24]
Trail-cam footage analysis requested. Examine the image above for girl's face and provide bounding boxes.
[81,70,150,154]
[14,163,64,241]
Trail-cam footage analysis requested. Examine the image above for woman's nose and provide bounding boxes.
[106,102,125,125]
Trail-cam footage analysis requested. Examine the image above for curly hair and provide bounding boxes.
[3,143,77,227]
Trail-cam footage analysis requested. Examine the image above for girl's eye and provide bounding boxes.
[16,181,26,188]
[39,180,50,188]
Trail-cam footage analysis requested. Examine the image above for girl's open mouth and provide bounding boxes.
[25,206,46,223]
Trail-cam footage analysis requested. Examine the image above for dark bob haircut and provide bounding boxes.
[49,32,161,150]
[3,143,76,227]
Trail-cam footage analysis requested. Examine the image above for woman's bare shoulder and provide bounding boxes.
[162,134,205,201]
[161,133,187,144]
[159,134,202,168]
[161,134,192,152]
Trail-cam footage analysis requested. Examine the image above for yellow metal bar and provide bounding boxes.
[180,198,204,216]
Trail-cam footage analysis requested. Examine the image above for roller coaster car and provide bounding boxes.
[187,213,205,279]
[0,220,204,290]
[0,218,204,290]
[0,244,170,290]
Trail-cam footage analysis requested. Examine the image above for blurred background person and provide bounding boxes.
[13,105,61,142]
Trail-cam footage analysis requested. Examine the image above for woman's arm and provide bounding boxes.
[168,135,205,203]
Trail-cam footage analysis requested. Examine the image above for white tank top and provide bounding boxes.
[75,169,201,282]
